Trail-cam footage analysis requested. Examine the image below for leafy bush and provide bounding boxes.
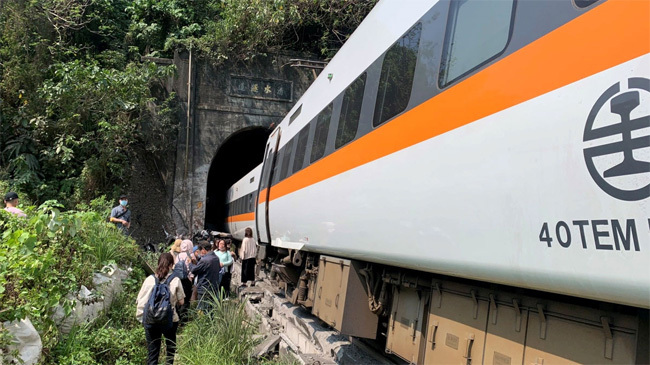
[0,197,139,356]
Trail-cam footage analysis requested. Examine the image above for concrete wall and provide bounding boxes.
[168,52,318,234]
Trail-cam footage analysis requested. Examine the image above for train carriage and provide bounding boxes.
[225,0,650,363]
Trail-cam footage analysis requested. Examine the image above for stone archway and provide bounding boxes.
[204,126,271,231]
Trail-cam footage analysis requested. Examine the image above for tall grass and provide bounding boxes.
[83,223,136,267]
[176,292,258,364]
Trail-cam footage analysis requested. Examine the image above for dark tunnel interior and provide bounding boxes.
[204,126,271,231]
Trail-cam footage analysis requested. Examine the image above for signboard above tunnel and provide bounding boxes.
[230,75,293,102]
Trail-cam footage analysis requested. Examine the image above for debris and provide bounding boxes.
[253,334,281,358]
[1,318,42,365]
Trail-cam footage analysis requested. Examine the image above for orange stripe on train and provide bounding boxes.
[226,212,255,223]
[260,0,649,204]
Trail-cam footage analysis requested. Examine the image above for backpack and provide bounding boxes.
[142,275,173,328]
[172,260,188,280]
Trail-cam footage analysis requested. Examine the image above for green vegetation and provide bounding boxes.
[176,292,258,364]
[0,0,376,208]
[0,1,377,362]
[0,195,139,358]
[47,271,148,365]
[0,195,296,364]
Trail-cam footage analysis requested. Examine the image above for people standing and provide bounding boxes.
[191,241,221,311]
[109,194,131,234]
[136,252,185,365]
[215,239,233,298]
[176,239,193,323]
[239,227,258,285]
[3,192,26,218]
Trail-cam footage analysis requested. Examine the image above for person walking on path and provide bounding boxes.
[239,227,258,285]
[191,241,221,311]
[215,239,233,297]
[3,192,26,218]
[136,252,185,365]
[109,194,131,234]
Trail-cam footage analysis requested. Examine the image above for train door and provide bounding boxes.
[255,128,281,244]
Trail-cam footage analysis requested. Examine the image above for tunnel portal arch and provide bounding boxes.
[204,126,271,231]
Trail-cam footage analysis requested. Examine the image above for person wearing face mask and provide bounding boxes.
[110,194,131,234]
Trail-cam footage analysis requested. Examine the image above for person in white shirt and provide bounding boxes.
[239,227,258,285]
[136,252,185,365]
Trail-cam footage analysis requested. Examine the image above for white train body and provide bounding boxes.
[226,0,649,312]
[225,165,261,241]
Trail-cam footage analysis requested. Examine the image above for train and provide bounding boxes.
[224,0,650,363]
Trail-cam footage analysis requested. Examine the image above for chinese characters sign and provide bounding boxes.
[230,76,293,102]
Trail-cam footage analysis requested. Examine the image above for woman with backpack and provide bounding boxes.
[136,252,185,365]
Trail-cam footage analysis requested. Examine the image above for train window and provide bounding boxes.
[310,103,333,163]
[574,0,599,7]
[336,73,366,149]
[439,0,514,87]
[373,23,422,127]
[292,125,310,174]
[248,193,254,212]
[271,151,281,185]
[289,105,302,125]
[259,145,270,190]
[280,139,294,181]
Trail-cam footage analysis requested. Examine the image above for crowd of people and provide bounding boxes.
[136,230,257,365]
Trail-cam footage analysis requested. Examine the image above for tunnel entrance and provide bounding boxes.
[204,126,271,231]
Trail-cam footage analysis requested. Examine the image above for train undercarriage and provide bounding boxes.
[256,245,648,364]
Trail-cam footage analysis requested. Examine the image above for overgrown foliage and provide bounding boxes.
[0,195,139,355]
[124,0,377,61]
[0,0,375,207]
[0,1,177,207]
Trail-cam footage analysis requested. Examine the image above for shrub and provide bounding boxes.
[0,198,139,356]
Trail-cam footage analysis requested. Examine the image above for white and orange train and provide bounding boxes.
[225,0,649,363]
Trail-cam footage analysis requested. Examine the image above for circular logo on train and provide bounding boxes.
[583,77,650,201]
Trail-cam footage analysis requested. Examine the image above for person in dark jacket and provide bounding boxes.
[190,241,221,311]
